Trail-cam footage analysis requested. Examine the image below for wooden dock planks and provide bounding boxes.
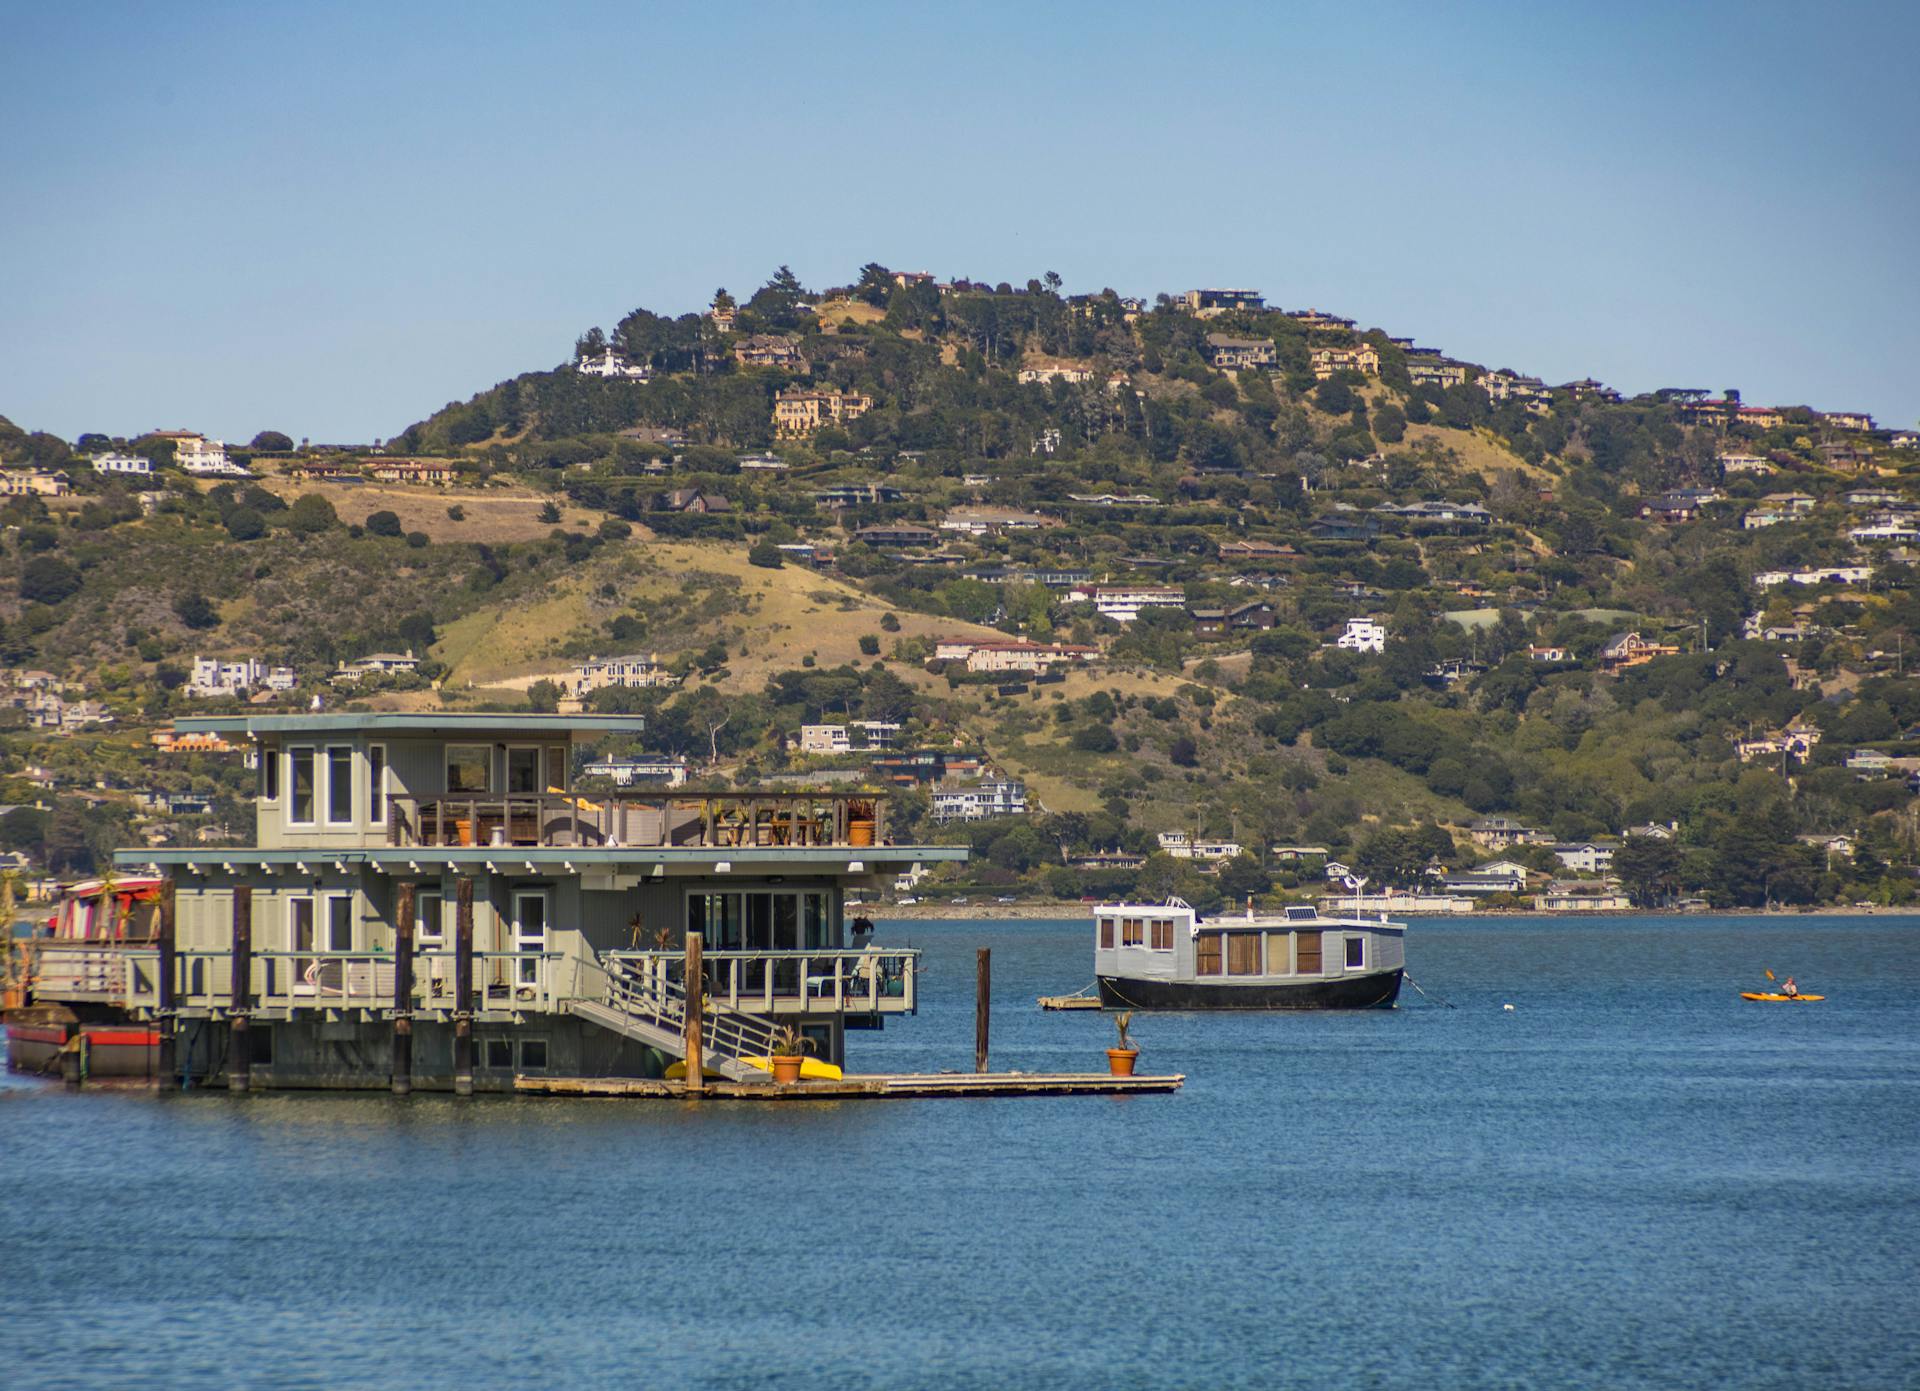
[516,1071,1184,1100]
[1037,994,1104,1010]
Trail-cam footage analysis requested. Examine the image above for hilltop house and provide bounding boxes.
[774,387,873,437]
[931,777,1028,823]
[0,470,72,496]
[1718,453,1775,476]
[333,650,421,685]
[1017,361,1094,385]
[961,641,1096,674]
[576,349,653,380]
[578,754,690,789]
[1156,832,1244,862]
[1600,632,1680,672]
[853,523,937,548]
[1480,370,1552,410]
[1537,880,1633,912]
[1217,539,1297,562]
[1550,841,1619,874]
[1066,583,1186,622]
[733,335,805,370]
[1285,309,1355,331]
[188,657,298,699]
[1407,359,1471,389]
[1336,617,1388,653]
[660,487,731,515]
[798,721,902,755]
[41,712,963,1090]
[1205,335,1277,370]
[938,506,1055,536]
[1189,600,1276,635]
[563,654,678,699]
[1308,343,1381,380]
[369,459,459,485]
[1182,288,1265,317]
[1735,720,1821,764]
[1754,565,1872,589]
[814,483,903,508]
[1469,817,1548,849]
[91,451,153,477]
[155,432,247,477]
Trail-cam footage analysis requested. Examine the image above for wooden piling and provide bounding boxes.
[392,881,415,1096]
[975,947,991,1074]
[453,876,473,1096]
[684,930,704,1096]
[229,886,252,1093]
[155,877,177,1090]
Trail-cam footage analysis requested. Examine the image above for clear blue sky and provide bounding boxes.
[3,1,1915,445]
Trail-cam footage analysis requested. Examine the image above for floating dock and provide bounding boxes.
[517,1071,1183,1100]
[1038,994,1104,1011]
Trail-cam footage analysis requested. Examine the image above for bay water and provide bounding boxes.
[2,914,1916,1389]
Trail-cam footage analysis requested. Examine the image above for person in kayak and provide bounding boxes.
[1783,976,1799,998]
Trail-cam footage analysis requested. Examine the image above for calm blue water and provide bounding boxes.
[3,914,1917,1390]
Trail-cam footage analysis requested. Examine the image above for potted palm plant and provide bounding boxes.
[768,1024,811,1084]
[1106,1011,1139,1077]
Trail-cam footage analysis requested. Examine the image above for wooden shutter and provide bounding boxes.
[1227,932,1262,975]
[1099,918,1115,949]
[1195,932,1224,976]
[1296,930,1322,973]
[1265,932,1291,974]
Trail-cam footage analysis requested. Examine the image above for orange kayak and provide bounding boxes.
[1740,992,1825,1002]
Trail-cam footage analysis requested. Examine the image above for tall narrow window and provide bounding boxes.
[367,745,387,826]
[289,748,316,824]
[1265,932,1292,974]
[261,747,280,802]
[416,891,444,948]
[1344,936,1366,970]
[1099,918,1115,950]
[1121,917,1144,946]
[326,895,354,952]
[1227,932,1262,976]
[1150,919,1174,951]
[506,747,541,795]
[325,746,354,825]
[1195,932,1224,976]
[544,746,569,793]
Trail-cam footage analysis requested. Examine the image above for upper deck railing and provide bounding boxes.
[385,791,888,851]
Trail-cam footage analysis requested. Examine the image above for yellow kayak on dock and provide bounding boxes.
[1740,992,1825,1002]
[738,1056,844,1080]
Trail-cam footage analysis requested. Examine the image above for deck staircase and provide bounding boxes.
[568,957,782,1082]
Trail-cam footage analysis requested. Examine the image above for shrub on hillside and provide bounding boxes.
[365,510,403,537]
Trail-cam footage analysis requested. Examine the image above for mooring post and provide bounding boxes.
[454,877,474,1096]
[229,885,252,1093]
[155,877,177,1090]
[975,947,991,1074]
[684,930,704,1096]
[392,881,415,1096]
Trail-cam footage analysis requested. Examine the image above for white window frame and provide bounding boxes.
[323,745,356,827]
[323,892,355,953]
[511,888,550,986]
[287,895,316,994]
[367,743,388,827]
[1344,935,1366,971]
[287,746,317,826]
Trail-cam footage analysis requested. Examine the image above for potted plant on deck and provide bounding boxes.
[1106,1011,1139,1077]
[768,1024,811,1084]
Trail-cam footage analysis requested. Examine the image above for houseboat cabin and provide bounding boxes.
[1093,901,1405,1009]
[4,713,966,1091]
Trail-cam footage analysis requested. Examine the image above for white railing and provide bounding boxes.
[604,948,917,1015]
[108,948,565,1015]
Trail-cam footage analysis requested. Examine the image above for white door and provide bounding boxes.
[512,891,548,989]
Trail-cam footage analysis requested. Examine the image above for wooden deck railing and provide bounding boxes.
[386,791,887,851]
[604,947,917,1015]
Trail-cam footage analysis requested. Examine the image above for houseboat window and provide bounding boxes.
[325,746,355,825]
[544,747,569,792]
[367,745,387,825]
[326,894,354,951]
[688,892,744,950]
[1227,932,1262,975]
[1265,932,1292,974]
[1296,931,1323,974]
[289,748,316,824]
[485,1038,513,1070]
[1150,919,1174,950]
[446,744,491,794]
[1122,917,1144,947]
[1195,932,1224,976]
[416,891,444,948]
[687,890,835,953]
[261,748,280,802]
[506,747,542,795]
[802,892,830,949]
[1345,936,1366,970]
[288,897,315,975]
[519,1038,548,1072]
[1099,918,1115,949]
[513,891,548,985]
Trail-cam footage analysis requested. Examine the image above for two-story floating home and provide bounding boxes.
[14,713,963,1092]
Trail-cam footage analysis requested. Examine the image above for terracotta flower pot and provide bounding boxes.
[770,1054,804,1084]
[1106,1048,1139,1077]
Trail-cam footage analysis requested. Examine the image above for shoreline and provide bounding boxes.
[859,901,1918,922]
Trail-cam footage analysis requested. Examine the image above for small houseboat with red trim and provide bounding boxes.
[4,876,166,1078]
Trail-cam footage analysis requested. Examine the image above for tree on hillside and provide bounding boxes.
[855,263,893,307]
[745,266,806,330]
[748,540,783,568]
[364,509,403,537]
[288,493,337,534]
[20,557,81,605]
[173,593,219,630]
[249,430,293,452]
[1614,836,1682,907]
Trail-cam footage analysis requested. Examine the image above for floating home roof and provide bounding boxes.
[171,713,649,737]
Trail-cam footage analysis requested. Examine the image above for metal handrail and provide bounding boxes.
[386,790,887,850]
[605,947,917,1014]
[602,954,783,1063]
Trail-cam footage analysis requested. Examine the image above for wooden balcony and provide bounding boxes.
[386,791,887,851]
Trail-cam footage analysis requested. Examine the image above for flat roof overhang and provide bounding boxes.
[115,846,967,873]
[171,714,650,737]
